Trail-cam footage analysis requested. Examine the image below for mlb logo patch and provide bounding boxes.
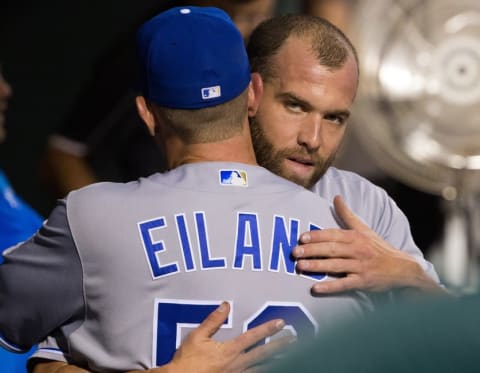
[219,170,248,187]
[201,85,221,100]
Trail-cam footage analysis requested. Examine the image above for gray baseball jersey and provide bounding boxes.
[0,162,376,372]
[312,167,439,281]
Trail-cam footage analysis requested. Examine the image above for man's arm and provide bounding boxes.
[0,201,84,351]
[293,195,448,295]
[40,145,97,199]
[32,302,292,373]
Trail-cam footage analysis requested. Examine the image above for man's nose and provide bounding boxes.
[297,114,322,151]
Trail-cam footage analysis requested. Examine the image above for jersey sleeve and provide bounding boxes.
[313,168,441,284]
[0,200,84,352]
[0,170,44,254]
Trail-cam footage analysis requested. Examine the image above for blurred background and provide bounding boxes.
[1,0,479,291]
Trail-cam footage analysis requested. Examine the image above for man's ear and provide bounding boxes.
[248,72,263,117]
[135,96,156,136]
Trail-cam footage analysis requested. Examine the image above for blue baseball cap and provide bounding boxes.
[136,6,251,109]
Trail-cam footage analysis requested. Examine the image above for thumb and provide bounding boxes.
[333,195,368,231]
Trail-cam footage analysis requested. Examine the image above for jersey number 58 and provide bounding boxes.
[153,299,318,366]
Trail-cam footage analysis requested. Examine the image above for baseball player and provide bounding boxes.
[0,6,375,371]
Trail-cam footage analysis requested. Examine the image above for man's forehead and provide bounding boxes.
[263,63,357,113]
[273,38,330,80]
[273,35,358,81]
[275,36,312,62]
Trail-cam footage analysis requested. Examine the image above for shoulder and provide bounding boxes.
[313,167,390,205]
[63,173,177,213]
[312,167,403,235]
[63,179,144,219]
[68,178,143,199]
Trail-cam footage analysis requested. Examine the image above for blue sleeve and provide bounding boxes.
[0,200,84,352]
[0,170,43,256]
[0,346,35,373]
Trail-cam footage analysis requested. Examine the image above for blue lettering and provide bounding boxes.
[310,223,321,231]
[270,216,298,273]
[175,214,195,271]
[234,213,261,270]
[246,303,317,343]
[195,212,226,269]
[139,218,178,278]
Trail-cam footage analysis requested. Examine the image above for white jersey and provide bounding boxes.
[0,163,378,372]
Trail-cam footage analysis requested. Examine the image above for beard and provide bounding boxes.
[250,116,335,190]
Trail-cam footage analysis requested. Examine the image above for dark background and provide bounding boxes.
[0,0,171,216]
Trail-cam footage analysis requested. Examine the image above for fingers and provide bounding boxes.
[231,318,285,352]
[299,227,347,244]
[296,258,357,274]
[311,275,361,294]
[298,227,357,247]
[293,238,356,260]
[190,301,231,339]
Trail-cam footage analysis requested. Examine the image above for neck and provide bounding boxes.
[166,122,257,169]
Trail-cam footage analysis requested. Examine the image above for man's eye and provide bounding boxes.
[326,115,347,125]
[285,101,303,112]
